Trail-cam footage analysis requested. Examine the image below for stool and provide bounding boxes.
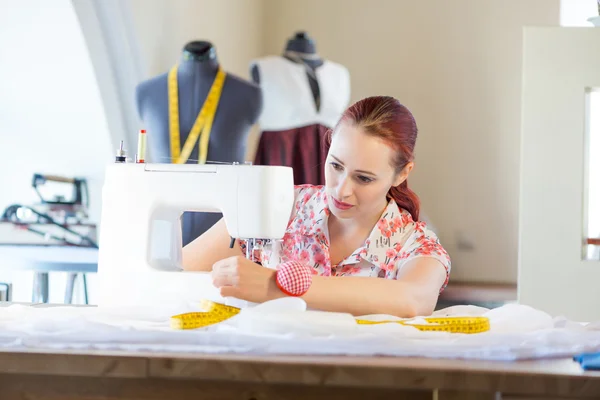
[32,272,89,304]
[0,282,11,302]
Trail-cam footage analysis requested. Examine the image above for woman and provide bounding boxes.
[183,96,450,318]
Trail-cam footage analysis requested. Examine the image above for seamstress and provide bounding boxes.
[183,96,451,318]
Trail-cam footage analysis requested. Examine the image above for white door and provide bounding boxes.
[519,27,600,322]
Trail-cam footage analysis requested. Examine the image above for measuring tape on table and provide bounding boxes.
[170,300,490,334]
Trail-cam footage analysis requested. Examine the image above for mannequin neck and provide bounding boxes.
[178,54,219,77]
[178,41,220,77]
[285,36,317,55]
[284,35,323,69]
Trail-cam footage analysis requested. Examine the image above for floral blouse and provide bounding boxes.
[239,184,451,292]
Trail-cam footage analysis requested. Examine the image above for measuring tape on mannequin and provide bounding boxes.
[170,300,490,334]
[168,65,226,164]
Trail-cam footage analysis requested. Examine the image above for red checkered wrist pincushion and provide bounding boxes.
[275,261,313,297]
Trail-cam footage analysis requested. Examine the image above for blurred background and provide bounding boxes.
[0,0,598,311]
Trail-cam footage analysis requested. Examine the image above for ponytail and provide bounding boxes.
[388,180,420,221]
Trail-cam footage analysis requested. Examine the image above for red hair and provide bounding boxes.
[327,96,421,221]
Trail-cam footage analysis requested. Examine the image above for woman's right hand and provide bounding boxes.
[211,256,283,303]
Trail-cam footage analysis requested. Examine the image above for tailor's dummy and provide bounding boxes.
[135,41,263,246]
[250,32,351,186]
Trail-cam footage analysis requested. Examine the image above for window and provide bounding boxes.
[584,88,600,260]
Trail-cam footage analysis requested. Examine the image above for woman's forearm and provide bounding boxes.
[297,275,421,318]
[182,218,243,272]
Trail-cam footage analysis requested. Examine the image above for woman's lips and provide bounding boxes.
[332,197,353,210]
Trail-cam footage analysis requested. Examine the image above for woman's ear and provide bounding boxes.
[393,162,414,187]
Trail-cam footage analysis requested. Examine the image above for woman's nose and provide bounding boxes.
[336,176,353,199]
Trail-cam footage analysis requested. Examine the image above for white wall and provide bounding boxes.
[262,0,561,283]
[0,0,112,302]
[129,0,264,80]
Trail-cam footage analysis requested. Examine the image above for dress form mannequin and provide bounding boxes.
[251,31,323,110]
[135,41,262,246]
[249,32,351,186]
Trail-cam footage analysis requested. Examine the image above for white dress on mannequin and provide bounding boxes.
[250,56,351,185]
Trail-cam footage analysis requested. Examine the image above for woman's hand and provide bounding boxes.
[211,256,283,303]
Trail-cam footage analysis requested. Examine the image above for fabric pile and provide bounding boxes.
[0,299,598,362]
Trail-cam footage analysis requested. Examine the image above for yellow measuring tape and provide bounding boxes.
[168,65,226,164]
[170,300,490,334]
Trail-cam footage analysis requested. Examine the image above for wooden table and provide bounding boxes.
[0,348,598,399]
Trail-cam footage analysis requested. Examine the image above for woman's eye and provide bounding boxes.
[330,162,343,171]
[357,176,373,183]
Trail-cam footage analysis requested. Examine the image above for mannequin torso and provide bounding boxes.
[136,42,262,164]
[135,41,263,245]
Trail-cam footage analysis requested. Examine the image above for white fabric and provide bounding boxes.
[1,299,599,361]
[251,56,351,130]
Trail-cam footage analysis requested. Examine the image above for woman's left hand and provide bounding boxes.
[211,256,282,303]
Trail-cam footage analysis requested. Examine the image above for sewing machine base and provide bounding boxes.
[96,268,238,309]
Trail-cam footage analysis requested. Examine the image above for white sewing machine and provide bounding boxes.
[95,162,294,308]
